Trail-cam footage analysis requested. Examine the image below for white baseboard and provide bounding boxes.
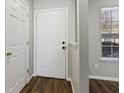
[28,73,35,82]
[28,75,33,82]
[66,78,75,93]
[89,75,119,82]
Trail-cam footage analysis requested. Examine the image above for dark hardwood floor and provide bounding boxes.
[89,79,119,93]
[20,77,119,93]
[20,76,73,93]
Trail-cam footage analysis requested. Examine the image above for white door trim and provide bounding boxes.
[26,6,30,82]
[21,0,30,83]
[34,7,69,79]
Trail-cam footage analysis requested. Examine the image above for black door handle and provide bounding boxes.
[62,42,65,44]
[62,46,66,49]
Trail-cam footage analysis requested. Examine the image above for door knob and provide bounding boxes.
[6,52,12,56]
[62,46,66,49]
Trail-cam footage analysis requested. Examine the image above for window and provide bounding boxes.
[101,7,119,58]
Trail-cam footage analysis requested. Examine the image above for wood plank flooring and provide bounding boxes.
[20,77,119,93]
[89,79,119,93]
[20,76,73,93]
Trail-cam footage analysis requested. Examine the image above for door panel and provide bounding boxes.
[5,49,18,93]
[6,0,18,92]
[6,0,28,93]
[36,9,67,79]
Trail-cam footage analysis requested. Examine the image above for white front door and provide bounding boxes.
[35,8,68,79]
[6,0,28,93]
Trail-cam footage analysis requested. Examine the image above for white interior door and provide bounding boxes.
[35,8,68,79]
[6,0,28,93]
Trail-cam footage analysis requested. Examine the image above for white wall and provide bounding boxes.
[69,43,79,93]
[89,0,119,78]
[79,0,89,92]
[69,0,89,93]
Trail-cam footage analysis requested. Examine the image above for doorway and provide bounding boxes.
[34,8,68,79]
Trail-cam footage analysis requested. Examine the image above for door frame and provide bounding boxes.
[34,7,69,79]
[20,0,30,83]
[26,6,30,82]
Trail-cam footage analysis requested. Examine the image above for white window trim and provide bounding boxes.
[100,57,119,62]
[100,7,119,61]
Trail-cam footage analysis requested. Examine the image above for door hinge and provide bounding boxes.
[27,13,29,18]
[27,69,29,73]
[27,41,29,45]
